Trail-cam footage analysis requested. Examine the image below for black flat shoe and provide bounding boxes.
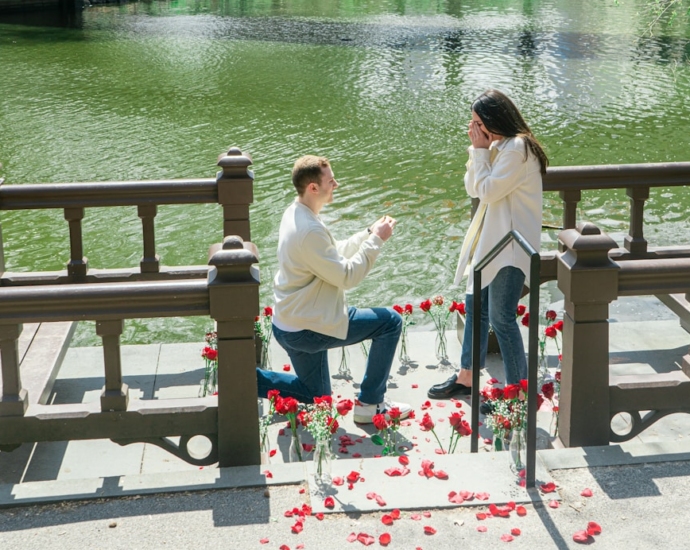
[427,375,471,399]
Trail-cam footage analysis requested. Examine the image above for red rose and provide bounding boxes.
[545,326,557,338]
[521,312,530,327]
[503,384,520,400]
[555,371,562,383]
[336,399,354,416]
[313,395,333,407]
[327,417,339,434]
[279,397,298,415]
[420,299,432,312]
[449,301,457,313]
[372,413,389,431]
[274,396,286,415]
[420,412,435,431]
[519,379,529,394]
[448,412,464,427]
[263,306,273,317]
[297,410,308,427]
[545,309,557,321]
[490,387,504,400]
[201,346,217,360]
[404,304,413,315]
[458,302,466,315]
[454,419,472,436]
[392,304,403,314]
[516,304,526,316]
[541,382,554,400]
[388,407,402,421]
[267,389,281,402]
[553,320,564,332]
[536,393,545,410]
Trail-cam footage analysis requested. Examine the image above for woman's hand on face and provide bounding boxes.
[467,121,492,149]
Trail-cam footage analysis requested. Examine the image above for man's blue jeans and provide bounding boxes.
[257,307,402,404]
[460,266,527,385]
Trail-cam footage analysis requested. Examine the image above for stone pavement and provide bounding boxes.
[1,295,690,548]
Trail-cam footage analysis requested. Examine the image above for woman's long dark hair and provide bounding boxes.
[472,89,549,176]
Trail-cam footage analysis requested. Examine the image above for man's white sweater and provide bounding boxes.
[273,200,384,339]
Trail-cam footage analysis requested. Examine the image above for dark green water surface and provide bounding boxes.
[1,0,689,345]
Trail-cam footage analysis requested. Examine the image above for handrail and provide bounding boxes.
[0,179,218,209]
[470,230,541,489]
[543,162,690,191]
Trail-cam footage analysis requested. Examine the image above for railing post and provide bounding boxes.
[624,186,649,256]
[97,319,129,412]
[208,235,260,467]
[558,189,581,252]
[0,323,28,416]
[557,222,619,446]
[216,148,254,242]
[64,207,88,278]
[138,204,160,273]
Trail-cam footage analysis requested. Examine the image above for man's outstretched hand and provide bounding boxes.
[370,215,397,242]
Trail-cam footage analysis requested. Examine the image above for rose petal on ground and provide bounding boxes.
[283,364,291,371]
[291,521,303,534]
[375,495,387,507]
[278,429,285,436]
[412,384,419,388]
[435,402,446,407]
[399,455,410,466]
[423,526,436,535]
[366,492,377,500]
[352,453,362,458]
[460,491,474,501]
[263,470,273,478]
[476,512,487,520]
[516,506,527,516]
[540,482,557,493]
[423,511,431,518]
[270,449,277,457]
[483,437,492,444]
[548,500,559,509]
[298,489,305,495]
[410,514,422,520]
[434,470,449,480]
[391,509,401,520]
[259,538,269,544]
[379,533,392,546]
[316,513,324,520]
[448,492,464,504]
[587,521,602,536]
[572,530,591,544]
[477,526,488,533]
[357,533,375,546]
[302,443,314,452]
[488,377,500,384]
[581,488,593,497]
[475,492,490,501]
[434,449,446,455]
[348,483,354,490]
[347,533,357,542]
[518,479,526,487]
[279,545,290,550]
[511,528,521,536]
[421,401,432,410]
[381,514,394,526]
[500,534,514,542]
[347,471,361,483]
[518,469,526,478]
[324,496,335,509]
[356,438,363,443]
[333,476,344,486]
[297,545,305,550]
[507,501,516,510]
[339,447,349,454]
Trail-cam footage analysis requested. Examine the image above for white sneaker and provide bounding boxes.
[353,398,412,424]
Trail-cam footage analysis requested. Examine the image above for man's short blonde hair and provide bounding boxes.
[292,155,330,196]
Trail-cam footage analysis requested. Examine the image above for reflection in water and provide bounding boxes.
[1,0,690,345]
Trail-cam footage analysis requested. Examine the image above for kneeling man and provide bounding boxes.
[256,155,411,424]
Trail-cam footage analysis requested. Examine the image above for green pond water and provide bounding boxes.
[1,0,689,346]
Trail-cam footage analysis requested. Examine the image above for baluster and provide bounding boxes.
[64,207,88,278]
[138,204,160,273]
[216,148,254,241]
[208,235,260,467]
[624,186,649,256]
[97,319,129,412]
[558,190,581,252]
[0,324,27,416]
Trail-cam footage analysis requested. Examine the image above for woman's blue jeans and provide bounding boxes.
[460,266,527,385]
[257,307,402,404]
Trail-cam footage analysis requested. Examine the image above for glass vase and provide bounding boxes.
[492,432,506,452]
[260,431,271,464]
[537,355,551,385]
[435,330,448,362]
[398,330,410,364]
[312,439,333,486]
[338,346,351,378]
[198,367,217,397]
[288,431,304,462]
[260,340,272,371]
[507,428,526,475]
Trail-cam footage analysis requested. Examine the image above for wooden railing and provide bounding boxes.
[0,148,262,468]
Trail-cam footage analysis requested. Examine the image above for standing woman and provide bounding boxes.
[427,89,548,398]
